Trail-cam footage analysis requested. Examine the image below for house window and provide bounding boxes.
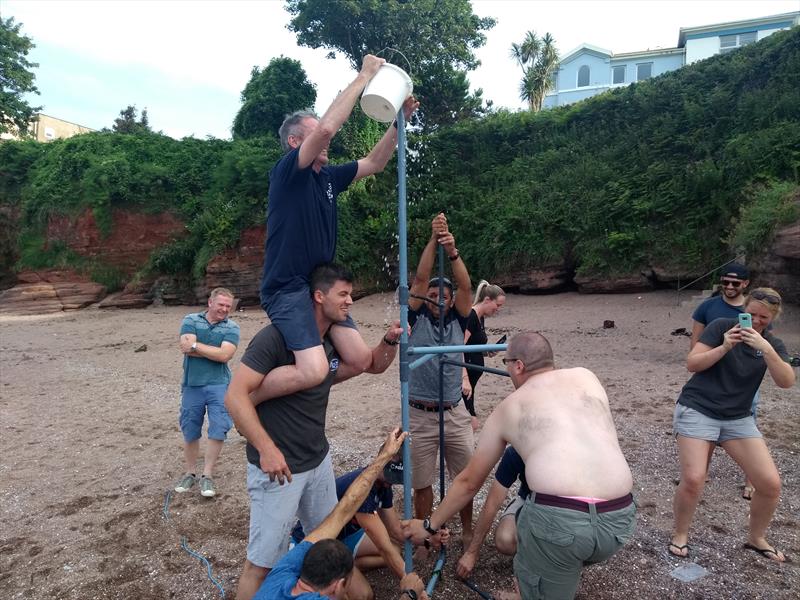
[612,65,626,84]
[577,65,590,87]
[44,127,56,140]
[720,31,757,53]
[636,63,653,81]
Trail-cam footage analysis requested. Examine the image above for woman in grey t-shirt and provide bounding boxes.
[669,288,795,562]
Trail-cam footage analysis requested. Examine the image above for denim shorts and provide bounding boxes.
[179,384,231,442]
[673,403,762,443]
[262,285,357,351]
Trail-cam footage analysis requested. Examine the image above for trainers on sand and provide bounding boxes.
[200,476,216,498]
[174,473,196,493]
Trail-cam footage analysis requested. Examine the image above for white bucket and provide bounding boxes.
[360,63,413,123]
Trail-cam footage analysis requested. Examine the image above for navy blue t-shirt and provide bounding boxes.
[260,147,358,299]
[495,446,530,499]
[292,468,394,543]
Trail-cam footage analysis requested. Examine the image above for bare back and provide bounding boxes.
[497,367,632,499]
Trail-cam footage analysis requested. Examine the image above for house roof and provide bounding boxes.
[677,11,800,46]
[559,43,684,66]
[559,43,612,65]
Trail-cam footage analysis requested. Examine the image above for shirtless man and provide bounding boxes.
[403,332,635,600]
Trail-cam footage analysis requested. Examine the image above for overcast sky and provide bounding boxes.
[5,0,798,139]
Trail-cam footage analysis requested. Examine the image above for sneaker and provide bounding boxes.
[174,473,196,493]
[200,476,216,498]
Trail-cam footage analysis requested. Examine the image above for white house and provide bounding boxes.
[543,11,800,109]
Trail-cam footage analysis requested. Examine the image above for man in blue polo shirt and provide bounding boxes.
[257,53,419,403]
[174,287,240,498]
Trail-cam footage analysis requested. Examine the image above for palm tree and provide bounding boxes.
[511,31,559,112]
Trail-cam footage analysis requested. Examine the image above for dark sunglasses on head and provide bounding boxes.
[750,290,781,304]
[720,279,743,288]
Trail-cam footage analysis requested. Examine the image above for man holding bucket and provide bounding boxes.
[257,54,418,402]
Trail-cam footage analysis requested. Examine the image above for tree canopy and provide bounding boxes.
[232,56,316,140]
[111,105,152,134]
[0,16,41,136]
[284,0,495,129]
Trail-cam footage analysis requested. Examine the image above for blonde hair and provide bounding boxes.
[745,287,782,318]
[473,280,505,305]
[209,287,234,301]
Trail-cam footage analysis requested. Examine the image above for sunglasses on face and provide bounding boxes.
[501,357,519,365]
[750,290,781,304]
[720,280,743,288]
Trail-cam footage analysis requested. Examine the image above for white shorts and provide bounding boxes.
[246,452,337,568]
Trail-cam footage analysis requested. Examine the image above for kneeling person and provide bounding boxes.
[405,332,635,600]
[292,452,446,599]
[255,428,430,600]
[457,445,529,580]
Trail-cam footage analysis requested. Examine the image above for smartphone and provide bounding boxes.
[496,334,507,344]
[738,313,752,329]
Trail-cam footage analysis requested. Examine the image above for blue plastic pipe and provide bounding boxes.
[396,109,414,574]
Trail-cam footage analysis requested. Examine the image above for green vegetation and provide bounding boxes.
[0,27,798,292]
[233,56,317,140]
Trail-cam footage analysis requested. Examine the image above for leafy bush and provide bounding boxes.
[729,181,799,256]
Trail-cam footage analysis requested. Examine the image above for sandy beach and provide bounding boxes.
[1,290,798,599]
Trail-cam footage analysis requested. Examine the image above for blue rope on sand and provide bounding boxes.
[162,489,173,520]
[181,536,226,598]
[163,488,225,597]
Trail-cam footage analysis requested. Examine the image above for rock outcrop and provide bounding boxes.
[751,217,800,303]
[47,208,186,276]
[0,270,106,315]
[201,227,265,305]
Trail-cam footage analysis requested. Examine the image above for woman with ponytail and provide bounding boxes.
[462,280,506,431]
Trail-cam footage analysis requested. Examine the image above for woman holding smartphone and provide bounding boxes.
[462,280,506,431]
[669,288,795,562]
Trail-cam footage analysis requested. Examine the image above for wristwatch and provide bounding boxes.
[422,517,437,535]
[401,589,417,600]
[191,342,197,351]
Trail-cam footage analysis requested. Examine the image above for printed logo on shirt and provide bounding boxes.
[326,183,334,202]
[329,358,339,372]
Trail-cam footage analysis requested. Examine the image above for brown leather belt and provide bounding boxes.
[533,492,633,514]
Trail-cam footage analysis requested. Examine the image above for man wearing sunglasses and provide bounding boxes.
[690,262,750,348]
[403,332,635,600]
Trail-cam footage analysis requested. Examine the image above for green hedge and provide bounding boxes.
[1,27,798,290]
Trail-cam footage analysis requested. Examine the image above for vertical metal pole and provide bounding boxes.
[396,109,413,574]
[436,245,446,504]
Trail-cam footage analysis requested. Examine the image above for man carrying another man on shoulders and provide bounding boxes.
[226,263,404,600]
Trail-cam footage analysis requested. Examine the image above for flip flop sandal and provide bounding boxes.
[742,486,754,501]
[668,542,690,558]
[743,543,787,562]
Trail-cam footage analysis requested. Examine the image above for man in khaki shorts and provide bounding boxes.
[407,213,475,546]
[404,332,635,599]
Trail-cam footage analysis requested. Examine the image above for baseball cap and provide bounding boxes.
[721,263,748,280]
[383,458,404,485]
